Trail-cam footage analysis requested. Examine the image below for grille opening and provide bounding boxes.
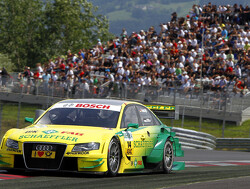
[14,155,26,169]
[60,157,78,171]
[23,143,66,170]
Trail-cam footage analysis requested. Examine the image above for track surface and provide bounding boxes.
[0,149,250,189]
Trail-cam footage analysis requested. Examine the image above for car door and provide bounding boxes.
[120,105,146,157]
[135,105,162,156]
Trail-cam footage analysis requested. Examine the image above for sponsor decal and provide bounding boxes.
[66,151,89,155]
[131,161,133,166]
[134,158,138,168]
[32,150,55,159]
[51,103,121,112]
[35,145,53,151]
[127,141,132,148]
[126,148,133,155]
[138,161,142,165]
[6,148,21,153]
[25,130,37,133]
[76,103,110,110]
[126,141,133,155]
[122,131,133,141]
[61,131,84,136]
[63,103,75,108]
[18,134,78,142]
[146,105,175,111]
[42,130,58,134]
[134,140,154,148]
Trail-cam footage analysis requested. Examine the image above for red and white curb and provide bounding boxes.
[0,174,29,180]
[185,160,250,167]
[0,170,30,180]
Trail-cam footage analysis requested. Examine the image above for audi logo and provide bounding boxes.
[36,145,53,151]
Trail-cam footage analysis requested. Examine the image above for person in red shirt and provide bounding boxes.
[233,78,243,94]
[225,65,234,79]
[60,61,65,72]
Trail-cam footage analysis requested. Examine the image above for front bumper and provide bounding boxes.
[0,153,108,172]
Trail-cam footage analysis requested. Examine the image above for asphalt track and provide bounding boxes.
[0,149,250,189]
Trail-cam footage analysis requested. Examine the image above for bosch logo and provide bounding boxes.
[36,145,53,151]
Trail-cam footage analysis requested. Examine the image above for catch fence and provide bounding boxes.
[0,72,249,139]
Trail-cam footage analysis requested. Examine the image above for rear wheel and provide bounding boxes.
[163,140,173,173]
[107,138,121,176]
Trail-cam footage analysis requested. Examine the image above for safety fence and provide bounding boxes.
[1,73,250,114]
[172,127,216,150]
[216,138,250,151]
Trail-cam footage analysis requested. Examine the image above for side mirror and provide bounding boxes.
[127,123,139,129]
[25,117,34,123]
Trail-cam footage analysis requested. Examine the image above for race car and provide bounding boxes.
[0,99,184,176]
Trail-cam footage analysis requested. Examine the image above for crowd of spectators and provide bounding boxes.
[14,3,250,100]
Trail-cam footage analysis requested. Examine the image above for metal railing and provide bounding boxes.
[172,127,216,150]
[216,138,250,151]
[2,73,249,113]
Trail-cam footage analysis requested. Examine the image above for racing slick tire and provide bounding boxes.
[162,139,173,173]
[107,138,121,176]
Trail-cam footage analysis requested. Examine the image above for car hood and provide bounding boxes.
[8,124,117,144]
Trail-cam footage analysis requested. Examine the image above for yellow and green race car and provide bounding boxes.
[0,99,184,176]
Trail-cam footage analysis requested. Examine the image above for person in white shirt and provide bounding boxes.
[177,41,183,50]
[235,65,242,78]
[210,25,218,34]
[169,64,176,74]
[181,78,190,94]
[220,52,227,60]
[181,71,189,84]
[187,53,194,64]
[51,71,58,82]
[226,58,234,68]
[117,65,125,75]
[191,49,197,57]
[179,53,186,63]
[177,62,184,69]
[107,50,115,60]
[144,74,152,85]
[80,79,90,98]
[191,37,198,48]
[219,75,227,91]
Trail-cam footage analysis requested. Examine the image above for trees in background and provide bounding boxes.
[0,0,111,70]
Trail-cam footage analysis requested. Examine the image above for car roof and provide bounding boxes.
[58,99,132,107]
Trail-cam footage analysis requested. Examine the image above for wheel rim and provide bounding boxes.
[164,143,173,168]
[109,141,120,173]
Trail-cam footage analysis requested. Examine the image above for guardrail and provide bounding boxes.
[172,127,217,150]
[216,138,250,151]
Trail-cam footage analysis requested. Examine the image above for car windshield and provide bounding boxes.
[36,108,120,128]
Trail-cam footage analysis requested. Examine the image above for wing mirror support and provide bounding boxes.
[24,109,45,124]
[25,117,34,123]
[127,123,139,129]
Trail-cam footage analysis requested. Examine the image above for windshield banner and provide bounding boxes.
[51,103,121,112]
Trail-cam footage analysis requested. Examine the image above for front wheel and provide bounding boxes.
[163,140,174,173]
[107,138,121,176]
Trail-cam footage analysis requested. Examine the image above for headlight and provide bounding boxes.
[72,142,100,152]
[6,139,19,149]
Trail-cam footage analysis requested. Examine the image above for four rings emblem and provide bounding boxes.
[36,145,53,151]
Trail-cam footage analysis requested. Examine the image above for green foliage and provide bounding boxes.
[0,53,15,72]
[0,0,111,70]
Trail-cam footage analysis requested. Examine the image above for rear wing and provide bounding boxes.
[145,105,179,120]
